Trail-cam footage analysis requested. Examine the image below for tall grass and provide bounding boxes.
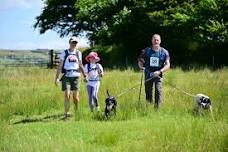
[0,67,227,151]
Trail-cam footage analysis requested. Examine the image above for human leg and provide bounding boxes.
[93,82,100,111]
[72,90,79,110]
[93,82,100,106]
[154,77,162,109]
[70,77,80,111]
[62,77,71,118]
[145,78,154,106]
[64,90,71,117]
[87,85,95,111]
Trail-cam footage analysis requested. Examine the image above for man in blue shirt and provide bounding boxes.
[138,34,170,109]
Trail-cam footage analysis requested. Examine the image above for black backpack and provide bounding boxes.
[87,63,100,73]
[61,49,80,74]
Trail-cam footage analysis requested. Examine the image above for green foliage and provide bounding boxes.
[34,0,81,37]
[34,0,228,66]
[35,0,228,42]
[194,0,228,42]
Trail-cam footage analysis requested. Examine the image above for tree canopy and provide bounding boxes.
[34,0,228,66]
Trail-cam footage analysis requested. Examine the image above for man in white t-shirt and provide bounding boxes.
[55,36,86,120]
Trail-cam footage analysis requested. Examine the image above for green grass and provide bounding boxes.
[0,67,227,152]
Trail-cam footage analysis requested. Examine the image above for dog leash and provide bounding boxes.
[116,82,141,98]
[144,74,196,97]
[116,73,196,98]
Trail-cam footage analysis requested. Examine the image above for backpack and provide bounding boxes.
[61,49,80,74]
[87,63,101,81]
[87,63,100,73]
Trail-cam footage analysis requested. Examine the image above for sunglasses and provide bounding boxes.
[71,41,78,44]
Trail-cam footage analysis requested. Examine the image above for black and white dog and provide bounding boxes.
[105,90,117,118]
[194,94,212,114]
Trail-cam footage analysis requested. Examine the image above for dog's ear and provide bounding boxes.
[111,98,116,106]
[203,97,211,104]
[207,98,211,105]
[105,98,109,103]
[200,96,205,102]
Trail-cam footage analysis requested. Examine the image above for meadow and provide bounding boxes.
[0,67,227,152]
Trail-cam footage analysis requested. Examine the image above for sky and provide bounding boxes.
[0,0,90,50]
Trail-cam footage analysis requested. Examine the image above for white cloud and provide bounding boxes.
[0,0,43,10]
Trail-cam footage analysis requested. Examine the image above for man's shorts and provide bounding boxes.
[61,76,80,91]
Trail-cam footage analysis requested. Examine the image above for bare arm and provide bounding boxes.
[98,64,104,77]
[55,60,63,85]
[79,62,86,78]
[154,59,170,76]
[160,59,170,73]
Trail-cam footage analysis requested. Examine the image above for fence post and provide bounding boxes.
[49,49,54,68]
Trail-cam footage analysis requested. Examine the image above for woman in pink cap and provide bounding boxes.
[84,52,104,112]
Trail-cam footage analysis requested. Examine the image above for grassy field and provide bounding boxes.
[0,67,227,152]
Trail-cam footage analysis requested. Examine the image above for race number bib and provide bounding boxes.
[150,57,159,67]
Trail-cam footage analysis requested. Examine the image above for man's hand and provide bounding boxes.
[83,74,88,83]
[153,70,162,77]
[139,66,145,72]
[83,77,88,83]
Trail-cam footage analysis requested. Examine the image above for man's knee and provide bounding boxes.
[72,91,80,102]
[64,91,71,100]
[73,96,79,102]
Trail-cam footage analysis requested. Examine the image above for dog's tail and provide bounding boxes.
[107,89,110,97]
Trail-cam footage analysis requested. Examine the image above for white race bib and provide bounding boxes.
[150,57,159,67]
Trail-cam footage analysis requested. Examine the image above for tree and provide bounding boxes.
[35,0,228,43]
[34,0,82,37]
[35,0,228,66]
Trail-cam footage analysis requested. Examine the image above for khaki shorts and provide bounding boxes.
[61,76,80,91]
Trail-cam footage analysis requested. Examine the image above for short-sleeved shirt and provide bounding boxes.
[84,63,103,86]
[138,47,170,77]
[60,49,82,77]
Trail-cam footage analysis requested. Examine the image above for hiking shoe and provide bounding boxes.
[64,112,71,120]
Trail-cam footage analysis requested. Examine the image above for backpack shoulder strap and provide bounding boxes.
[61,49,69,73]
[96,63,100,71]
[63,49,69,65]
[87,63,100,73]
[87,62,91,72]
[75,50,80,62]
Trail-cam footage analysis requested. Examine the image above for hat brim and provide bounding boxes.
[86,56,100,62]
[70,40,78,43]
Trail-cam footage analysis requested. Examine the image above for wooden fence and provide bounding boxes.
[0,50,50,67]
[0,50,64,68]
[48,49,61,68]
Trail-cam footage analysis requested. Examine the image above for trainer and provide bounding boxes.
[138,34,170,109]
